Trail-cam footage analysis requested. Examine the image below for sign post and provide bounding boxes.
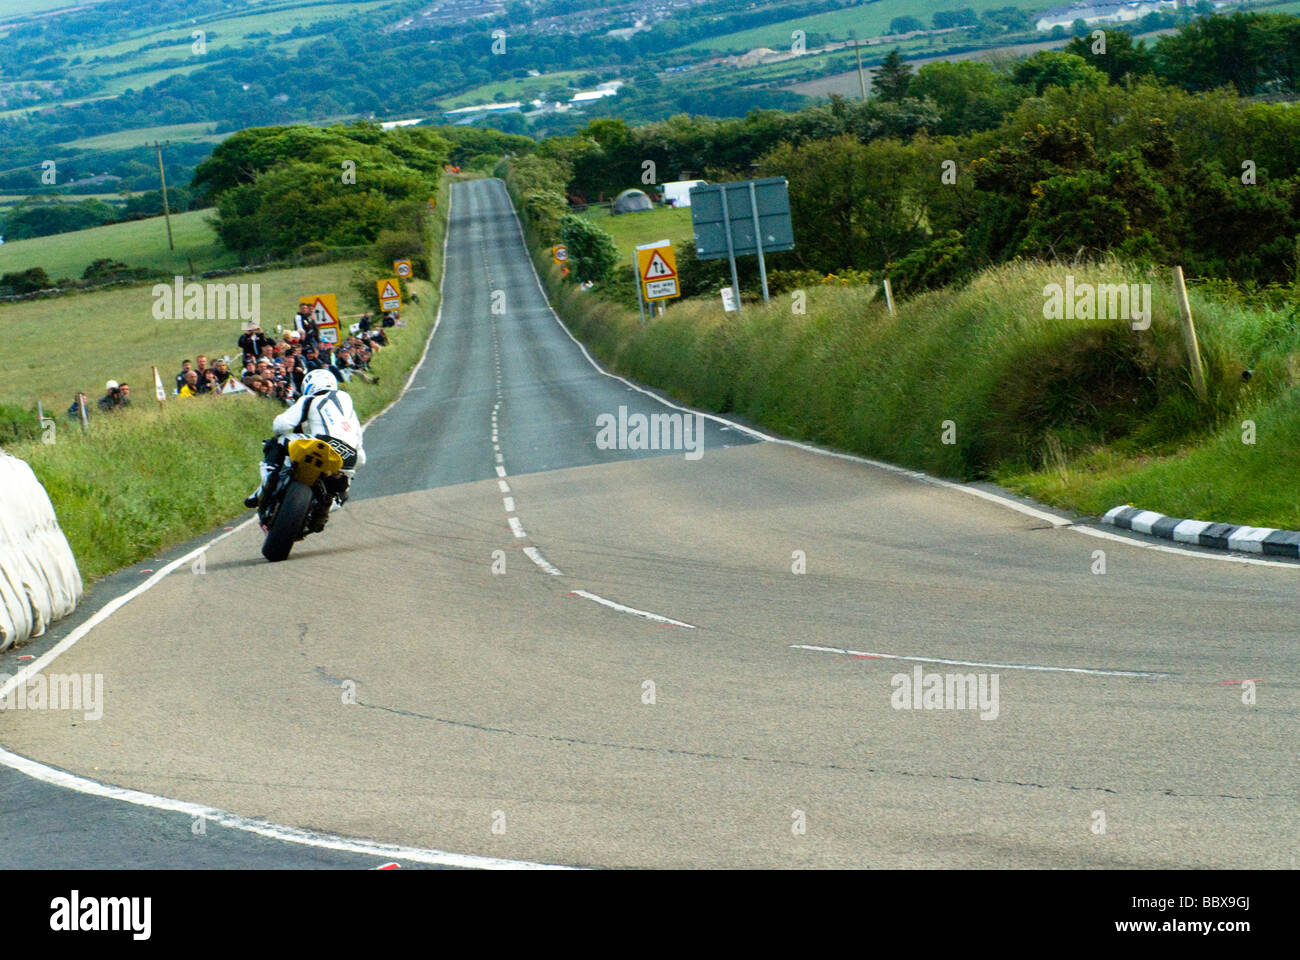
[552,244,569,264]
[376,278,402,312]
[299,294,341,345]
[633,257,646,326]
[636,239,680,304]
[393,259,413,279]
[748,180,770,303]
[718,187,742,312]
[1172,266,1207,402]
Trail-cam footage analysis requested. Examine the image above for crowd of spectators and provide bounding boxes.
[66,306,398,421]
[173,308,395,405]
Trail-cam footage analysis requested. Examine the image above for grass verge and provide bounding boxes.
[523,209,1300,528]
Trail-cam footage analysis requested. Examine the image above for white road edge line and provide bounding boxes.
[499,181,1297,570]
[0,184,574,872]
[0,520,257,702]
[522,546,564,576]
[0,744,571,870]
[569,589,697,628]
[790,644,1170,678]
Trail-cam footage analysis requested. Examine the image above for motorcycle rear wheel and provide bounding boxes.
[262,480,314,562]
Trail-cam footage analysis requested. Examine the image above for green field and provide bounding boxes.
[438,71,587,109]
[95,63,208,98]
[0,0,108,16]
[0,209,236,281]
[77,1,398,71]
[674,0,1020,54]
[582,204,694,262]
[0,192,134,205]
[1,0,400,120]
[62,121,224,151]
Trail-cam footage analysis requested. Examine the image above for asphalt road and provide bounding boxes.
[2,178,1295,869]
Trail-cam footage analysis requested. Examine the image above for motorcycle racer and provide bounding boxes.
[244,369,366,530]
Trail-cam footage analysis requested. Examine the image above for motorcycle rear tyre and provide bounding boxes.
[262,480,314,562]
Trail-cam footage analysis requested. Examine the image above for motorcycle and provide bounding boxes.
[258,436,352,561]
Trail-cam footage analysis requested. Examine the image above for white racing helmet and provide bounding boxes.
[302,369,337,397]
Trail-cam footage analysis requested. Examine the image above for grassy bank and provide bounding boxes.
[530,238,1300,528]
[0,209,236,281]
[2,174,451,583]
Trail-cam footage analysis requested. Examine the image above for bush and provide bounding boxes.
[1,267,54,295]
[558,214,619,283]
[372,227,428,279]
[81,259,152,283]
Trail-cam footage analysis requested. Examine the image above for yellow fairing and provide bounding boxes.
[287,437,344,486]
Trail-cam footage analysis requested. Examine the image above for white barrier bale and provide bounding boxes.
[0,452,83,650]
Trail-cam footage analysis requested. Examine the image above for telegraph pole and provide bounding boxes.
[152,140,175,251]
[854,38,868,100]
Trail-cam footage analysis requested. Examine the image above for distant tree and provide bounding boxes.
[909,60,1025,136]
[477,112,529,136]
[933,8,978,30]
[889,16,924,35]
[0,199,115,240]
[123,187,192,218]
[1012,51,1107,95]
[1153,12,1300,95]
[1064,30,1155,85]
[873,49,913,101]
[981,7,1031,33]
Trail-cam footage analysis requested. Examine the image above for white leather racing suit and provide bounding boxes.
[260,388,366,486]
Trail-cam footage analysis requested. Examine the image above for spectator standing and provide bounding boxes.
[294,303,319,348]
[238,322,273,361]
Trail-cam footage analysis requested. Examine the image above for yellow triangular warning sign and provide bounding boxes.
[643,250,675,280]
[381,281,398,298]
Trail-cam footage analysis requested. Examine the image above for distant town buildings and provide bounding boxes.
[1034,0,1251,31]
